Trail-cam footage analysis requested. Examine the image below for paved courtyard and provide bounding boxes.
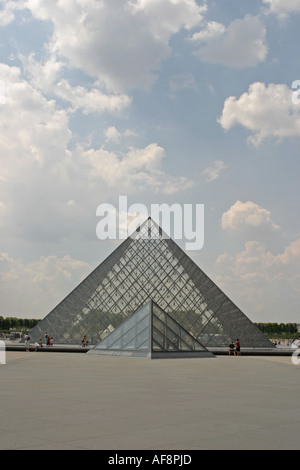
[0,351,299,450]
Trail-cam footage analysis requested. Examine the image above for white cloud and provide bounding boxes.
[0,62,192,250]
[55,79,132,114]
[22,55,132,114]
[131,0,207,32]
[0,62,77,243]
[104,126,122,143]
[103,126,136,143]
[0,252,90,316]
[0,0,23,26]
[202,160,227,183]
[218,82,300,146]
[21,53,65,94]
[278,238,300,265]
[25,0,205,92]
[215,241,281,282]
[191,21,225,41]
[263,0,300,16]
[81,143,193,194]
[191,15,267,68]
[222,201,280,233]
[0,63,71,175]
[214,238,300,320]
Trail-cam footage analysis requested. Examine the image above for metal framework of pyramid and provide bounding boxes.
[88,300,215,358]
[27,218,273,349]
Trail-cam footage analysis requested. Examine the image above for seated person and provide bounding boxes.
[228,341,235,355]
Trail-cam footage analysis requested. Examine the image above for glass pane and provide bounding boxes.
[152,302,208,352]
[135,327,150,350]
[27,218,273,350]
[94,302,151,351]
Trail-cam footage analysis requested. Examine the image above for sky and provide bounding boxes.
[0,0,299,323]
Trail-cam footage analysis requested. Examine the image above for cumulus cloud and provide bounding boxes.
[191,15,267,68]
[55,79,132,114]
[0,252,90,316]
[218,82,300,146]
[0,62,193,247]
[215,241,280,283]
[222,201,280,233]
[263,0,300,16]
[22,54,132,115]
[191,20,225,42]
[0,0,23,26]
[214,237,300,320]
[278,238,300,265]
[25,0,206,92]
[202,160,227,183]
[21,53,65,94]
[0,63,71,176]
[103,126,136,143]
[103,126,121,143]
[81,143,193,194]
[0,62,77,243]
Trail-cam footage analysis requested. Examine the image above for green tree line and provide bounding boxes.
[0,317,298,338]
[254,322,298,338]
[0,316,40,332]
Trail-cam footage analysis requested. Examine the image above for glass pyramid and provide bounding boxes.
[88,300,214,358]
[26,218,274,349]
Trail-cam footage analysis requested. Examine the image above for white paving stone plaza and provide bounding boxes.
[0,351,299,450]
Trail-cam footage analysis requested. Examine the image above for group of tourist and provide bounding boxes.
[24,333,89,350]
[24,332,54,351]
[228,339,241,356]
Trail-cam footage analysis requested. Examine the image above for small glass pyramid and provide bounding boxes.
[89,300,215,358]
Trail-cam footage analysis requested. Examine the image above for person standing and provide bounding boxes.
[25,335,30,352]
[235,338,241,356]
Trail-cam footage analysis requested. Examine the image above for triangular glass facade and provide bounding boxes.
[89,300,214,358]
[152,302,209,354]
[27,218,273,349]
[92,301,151,353]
